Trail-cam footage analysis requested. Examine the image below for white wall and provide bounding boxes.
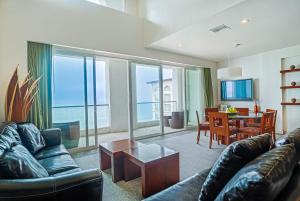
[0,0,216,123]
[218,44,300,133]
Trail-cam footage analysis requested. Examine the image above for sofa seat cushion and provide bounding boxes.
[144,168,210,201]
[276,128,300,160]
[17,123,46,154]
[0,144,49,179]
[215,144,297,201]
[34,144,69,160]
[38,154,79,175]
[199,134,272,201]
[51,168,82,177]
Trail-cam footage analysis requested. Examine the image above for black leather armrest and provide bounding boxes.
[41,128,62,147]
[0,169,103,201]
[143,168,211,201]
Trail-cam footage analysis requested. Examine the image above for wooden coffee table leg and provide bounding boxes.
[111,153,125,182]
[142,154,179,198]
[100,149,111,170]
[124,158,141,182]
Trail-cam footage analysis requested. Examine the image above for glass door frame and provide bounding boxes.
[128,61,164,140]
[184,66,204,129]
[128,61,192,140]
[52,49,103,151]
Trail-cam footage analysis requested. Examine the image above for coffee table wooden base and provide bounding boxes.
[100,149,125,183]
[123,145,179,198]
[99,139,143,183]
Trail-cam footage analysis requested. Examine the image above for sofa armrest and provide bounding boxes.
[41,128,62,147]
[143,168,211,201]
[0,169,103,201]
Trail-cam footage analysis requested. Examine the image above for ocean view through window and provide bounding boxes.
[52,55,109,132]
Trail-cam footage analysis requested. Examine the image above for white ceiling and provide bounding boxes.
[143,0,300,61]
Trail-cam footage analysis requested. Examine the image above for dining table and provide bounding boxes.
[217,111,263,144]
[226,112,263,128]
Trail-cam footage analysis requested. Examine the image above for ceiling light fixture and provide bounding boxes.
[240,18,249,25]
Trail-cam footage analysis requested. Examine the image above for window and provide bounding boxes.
[52,54,109,148]
[86,0,125,12]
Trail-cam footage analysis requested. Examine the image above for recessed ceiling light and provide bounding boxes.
[240,18,249,25]
[177,42,182,47]
[234,43,242,48]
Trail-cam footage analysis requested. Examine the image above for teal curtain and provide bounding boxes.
[203,68,214,107]
[27,42,52,129]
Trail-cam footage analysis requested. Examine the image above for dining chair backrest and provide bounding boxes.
[266,109,277,130]
[236,108,249,116]
[260,112,274,133]
[196,110,200,125]
[208,112,230,137]
[205,108,219,121]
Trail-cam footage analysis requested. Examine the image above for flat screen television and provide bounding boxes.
[220,79,253,101]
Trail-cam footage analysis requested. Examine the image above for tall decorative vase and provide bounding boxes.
[254,101,259,114]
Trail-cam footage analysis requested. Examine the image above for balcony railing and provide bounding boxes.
[52,104,109,130]
[136,101,177,122]
[52,101,177,129]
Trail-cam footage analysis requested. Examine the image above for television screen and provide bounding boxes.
[221,79,253,101]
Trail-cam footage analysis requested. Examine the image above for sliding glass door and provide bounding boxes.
[131,63,162,139]
[52,53,109,150]
[185,68,205,127]
[162,66,185,134]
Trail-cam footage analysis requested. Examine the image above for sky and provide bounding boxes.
[52,56,172,107]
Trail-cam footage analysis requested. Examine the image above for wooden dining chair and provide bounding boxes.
[208,112,238,149]
[230,108,249,127]
[236,108,249,116]
[246,109,277,141]
[266,109,277,141]
[196,108,219,144]
[238,112,274,139]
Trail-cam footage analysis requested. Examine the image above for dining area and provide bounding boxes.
[196,107,277,149]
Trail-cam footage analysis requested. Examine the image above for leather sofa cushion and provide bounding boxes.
[144,168,211,201]
[34,144,69,160]
[0,144,49,179]
[275,163,300,201]
[0,126,19,156]
[276,128,300,160]
[18,123,46,154]
[199,133,272,201]
[215,144,297,201]
[4,123,22,144]
[38,154,79,175]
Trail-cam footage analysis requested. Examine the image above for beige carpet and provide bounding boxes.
[72,130,225,201]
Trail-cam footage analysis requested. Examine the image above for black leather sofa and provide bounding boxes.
[0,122,103,201]
[144,128,300,201]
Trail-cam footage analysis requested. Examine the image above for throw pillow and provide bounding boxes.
[276,128,300,160]
[215,144,297,201]
[198,133,272,201]
[17,123,46,154]
[0,144,49,179]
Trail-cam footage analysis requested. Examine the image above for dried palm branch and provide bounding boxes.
[4,66,41,123]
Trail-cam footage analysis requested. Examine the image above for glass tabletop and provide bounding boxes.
[227,112,263,119]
